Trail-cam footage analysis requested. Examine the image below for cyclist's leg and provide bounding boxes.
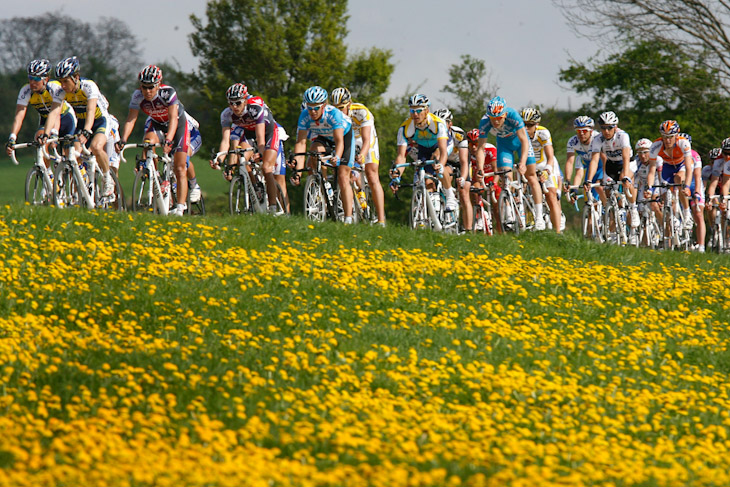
[364,139,385,224]
[337,128,357,221]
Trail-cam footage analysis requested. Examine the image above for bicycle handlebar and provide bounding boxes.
[8,137,61,165]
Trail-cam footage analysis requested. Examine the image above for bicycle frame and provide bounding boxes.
[122,142,173,215]
[53,135,100,209]
[392,159,446,231]
[291,151,338,222]
[653,182,691,250]
[10,137,60,205]
[572,183,603,242]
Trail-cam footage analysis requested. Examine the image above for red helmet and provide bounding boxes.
[246,96,264,108]
[466,128,480,142]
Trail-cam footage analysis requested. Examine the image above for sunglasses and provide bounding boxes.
[28,75,44,81]
[307,104,324,111]
[334,104,349,110]
[600,125,616,130]
[525,122,537,127]
[409,107,427,114]
[140,84,157,90]
[229,100,244,106]
[723,150,730,156]
[576,128,592,133]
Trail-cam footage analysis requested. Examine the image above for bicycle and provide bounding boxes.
[53,135,124,211]
[9,136,60,206]
[635,195,662,249]
[471,169,507,235]
[290,151,339,222]
[497,169,534,234]
[572,183,604,243]
[602,179,630,246]
[706,195,727,253]
[213,148,288,216]
[653,182,692,251]
[347,163,376,224]
[391,159,459,233]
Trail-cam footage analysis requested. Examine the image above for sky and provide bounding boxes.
[6,0,601,111]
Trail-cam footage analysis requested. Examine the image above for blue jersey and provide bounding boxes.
[297,105,352,140]
[477,107,525,140]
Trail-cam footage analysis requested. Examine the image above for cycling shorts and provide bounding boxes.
[496,135,536,170]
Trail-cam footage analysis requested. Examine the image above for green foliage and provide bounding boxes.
[441,54,497,130]
[188,0,394,154]
[559,39,730,156]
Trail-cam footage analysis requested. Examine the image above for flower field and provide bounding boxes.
[1,205,730,486]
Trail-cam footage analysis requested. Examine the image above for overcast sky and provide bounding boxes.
[7,0,601,111]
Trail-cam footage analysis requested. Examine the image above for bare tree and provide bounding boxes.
[552,0,730,94]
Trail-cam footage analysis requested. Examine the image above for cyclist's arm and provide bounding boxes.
[214,126,232,167]
[293,129,309,171]
[721,175,730,198]
[9,104,27,141]
[620,146,632,181]
[475,138,486,173]
[707,174,719,198]
[359,125,372,163]
[165,104,179,147]
[43,103,64,140]
[517,129,530,168]
[83,98,97,134]
[684,153,694,187]
[392,144,408,179]
[459,145,469,184]
[436,136,448,168]
[647,160,656,191]
[332,127,344,162]
[544,143,555,172]
[255,122,266,157]
[564,153,576,186]
[586,152,600,184]
[119,108,140,144]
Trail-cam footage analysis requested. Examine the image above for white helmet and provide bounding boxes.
[635,138,652,152]
[598,111,619,126]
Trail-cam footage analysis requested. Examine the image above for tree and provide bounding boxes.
[440,54,499,130]
[188,0,394,143]
[552,0,730,95]
[559,39,730,156]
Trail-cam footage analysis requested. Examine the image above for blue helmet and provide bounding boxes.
[303,86,328,104]
[678,132,692,144]
[55,56,80,78]
[408,93,430,107]
[486,96,506,117]
[27,59,52,77]
[573,116,595,129]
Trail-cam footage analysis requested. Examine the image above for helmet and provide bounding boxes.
[226,83,248,101]
[408,93,430,107]
[433,108,453,122]
[466,128,480,142]
[635,138,652,152]
[598,111,619,126]
[54,56,80,78]
[521,107,541,124]
[27,59,51,77]
[247,96,264,108]
[678,132,692,144]
[330,87,351,105]
[722,137,730,151]
[659,120,680,136]
[573,116,595,129]
[138,65,163,84]
[486,96,506,117]
[709,148,722,160]
[303,86,328,104]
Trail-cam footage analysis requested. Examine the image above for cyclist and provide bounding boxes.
[678,133,705,251]
[466,128,500,232]
[389,94,458,213]
[291,86,357,223]
[585,111,638,228]
[564,116,605,207]
[719,139,730,218]
[704,146,724,231]
[6,59,77,163]
[475,96,545,230]
[522,107,564,232]
[434,108,469,229]
[116,65,199,216]
[634,138,663,243]
[46,56,115,197]
[331,87,385,225]
[210,83,250,180]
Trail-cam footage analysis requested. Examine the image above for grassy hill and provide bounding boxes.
[1,204,729,486]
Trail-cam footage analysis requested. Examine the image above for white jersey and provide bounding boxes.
[566,130,599,169]
[634,155,663,188]
[590,128,632,163]
[529,125,553,167]
[446,126,467,164]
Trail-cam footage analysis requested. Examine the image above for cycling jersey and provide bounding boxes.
[348,103,380,164]
[634,155,663,193]
[129,85,184,126]
[590,128,632,163]
[63,78,109,120]
[567,130,603,182]
[396,112,450,162]
[446,125,467,164]
[469,143,497,177]
[297,105,355,166]
[649,136,691,166]
[477,107,535,169]
[16,81,73,119]
[528,125,553,166]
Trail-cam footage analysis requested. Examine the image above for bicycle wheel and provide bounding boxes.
[25,166,52,206]
[441,190,459,234]
[662,208,676,250]
[521,194,536,231]
[581,204,592,240]
[410,187,429,229]
[53,161,81,209]
[304,175,327,222]
[229,174,254,215]
[94,169,126,211]
[132,164,154,212]
[604,204,623,245]
[498,190,519,234]
[710,219,723,253]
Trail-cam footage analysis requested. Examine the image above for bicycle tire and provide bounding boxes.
[25,166,52,206]
[229,174,254,215]
[94,169,126,211]
[662,207,676,250]
[604,204,623,245]
[132,164,154,213]
[410,187,429,229]
[498,190,519,235]
[304,175,327,222]
[187,191,205,216]
[53,161,81,209]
